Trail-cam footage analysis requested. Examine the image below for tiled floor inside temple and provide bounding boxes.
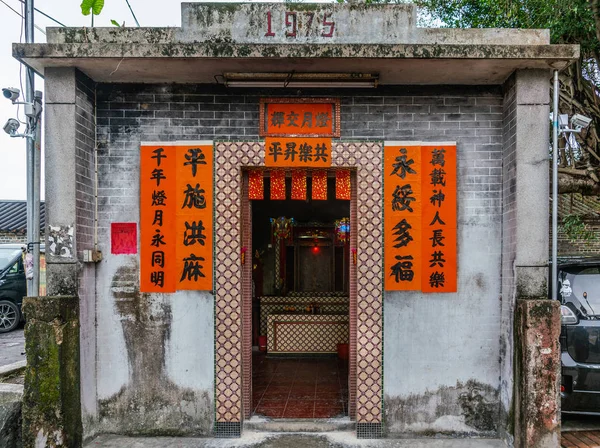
[252,353,348,418]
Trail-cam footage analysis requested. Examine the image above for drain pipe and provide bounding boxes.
[551,70,559,301]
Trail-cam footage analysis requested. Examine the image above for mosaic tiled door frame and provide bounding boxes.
[214,142,383,438]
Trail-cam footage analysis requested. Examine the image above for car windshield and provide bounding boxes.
[559,266,600,316]
[0,248,22,272]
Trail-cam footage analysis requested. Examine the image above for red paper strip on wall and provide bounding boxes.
[384,144,422,291]
[111,222,137,255]
[291,169,307,200]
[270,170,286,200]
[140,143,177,293]
[421,144,457,293]
[335,170,351,200]
[249,169,264,200]
[312,170,327,200]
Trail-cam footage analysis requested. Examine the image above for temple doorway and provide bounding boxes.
[250,171,351,419]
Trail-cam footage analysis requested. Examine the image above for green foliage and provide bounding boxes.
[414,0,599,60]
[80,0,105,16]
[560,214,597,242]
[111,19,121,27]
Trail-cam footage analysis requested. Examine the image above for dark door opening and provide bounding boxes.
[250,173,350,419]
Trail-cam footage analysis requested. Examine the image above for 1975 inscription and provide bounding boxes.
[264,11,335,38]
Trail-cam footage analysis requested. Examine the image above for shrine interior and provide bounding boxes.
[251,174,350,419]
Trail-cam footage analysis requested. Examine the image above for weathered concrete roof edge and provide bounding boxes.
[14,42,579,61]
[14,2,578,85]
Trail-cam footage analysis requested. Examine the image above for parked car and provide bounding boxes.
[0,244,27,333]
[557,257,600,415]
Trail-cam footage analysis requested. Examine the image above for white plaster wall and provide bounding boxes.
[385,224,502,397]
[165,291,214,391]
[96,255,132,400]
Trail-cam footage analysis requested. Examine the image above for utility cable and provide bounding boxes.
[125,0,140,27]
[16,0,66,27]
[0,0,45,34]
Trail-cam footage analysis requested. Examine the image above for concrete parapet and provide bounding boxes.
[21,296,82,448]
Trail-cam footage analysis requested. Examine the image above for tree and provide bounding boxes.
[414,0,600,195]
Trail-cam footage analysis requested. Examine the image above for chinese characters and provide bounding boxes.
[261,100,340,137]
[176,145,213,291]
[265,137,331,167]
[421,145,456,293]
[385,145,422,290]
[140,143,213,293]
[384,143,457,293]
[141,145,177,292]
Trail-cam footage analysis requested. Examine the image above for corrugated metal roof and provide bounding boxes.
[0,200,45,232]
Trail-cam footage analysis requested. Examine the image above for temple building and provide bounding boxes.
[14,2,578,446]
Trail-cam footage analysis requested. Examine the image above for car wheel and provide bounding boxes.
[0,300,20,333]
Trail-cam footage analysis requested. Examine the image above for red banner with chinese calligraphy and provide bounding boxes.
[421,144,457,293]
[175,143,213,291]
[384,144,422,291]
[260,99,340,137]
[140,144,177,293]
[265,137,332,167]
[312,170,327,200]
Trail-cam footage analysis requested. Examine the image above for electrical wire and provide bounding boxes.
[16,0,66,27]
[125,0,140,27]
[0,0,45,34]
[17,0,26,126]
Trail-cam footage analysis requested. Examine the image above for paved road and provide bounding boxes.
[0,326,25,368]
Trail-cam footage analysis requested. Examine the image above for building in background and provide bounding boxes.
[0,200,45,244]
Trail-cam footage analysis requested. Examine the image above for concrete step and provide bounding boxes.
[244,416,355,433]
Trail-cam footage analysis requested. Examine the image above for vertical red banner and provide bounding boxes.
[312,170,328,200]
[384,144,422,291]
[421,144,457,293]
[249,170,264,200]
[291,169,307,200]
[140,143,177,293]
[175,142,214,291]
[270,170,286,200]
[336,169,351,200]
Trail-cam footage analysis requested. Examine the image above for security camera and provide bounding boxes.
[3,118,20,136]
[571,114,592,131]
[2,87,20,103]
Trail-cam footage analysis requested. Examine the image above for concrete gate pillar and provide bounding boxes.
[502,69,561,448]
[21,67,97,447]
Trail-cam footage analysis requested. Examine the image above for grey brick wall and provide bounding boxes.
[556,224,600,255]
[75,72,96,259]
[96,84,503,142]
[499,73,517,441]
[0,233,27,244]
[95,84,504,232]
[74,70,98,433]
